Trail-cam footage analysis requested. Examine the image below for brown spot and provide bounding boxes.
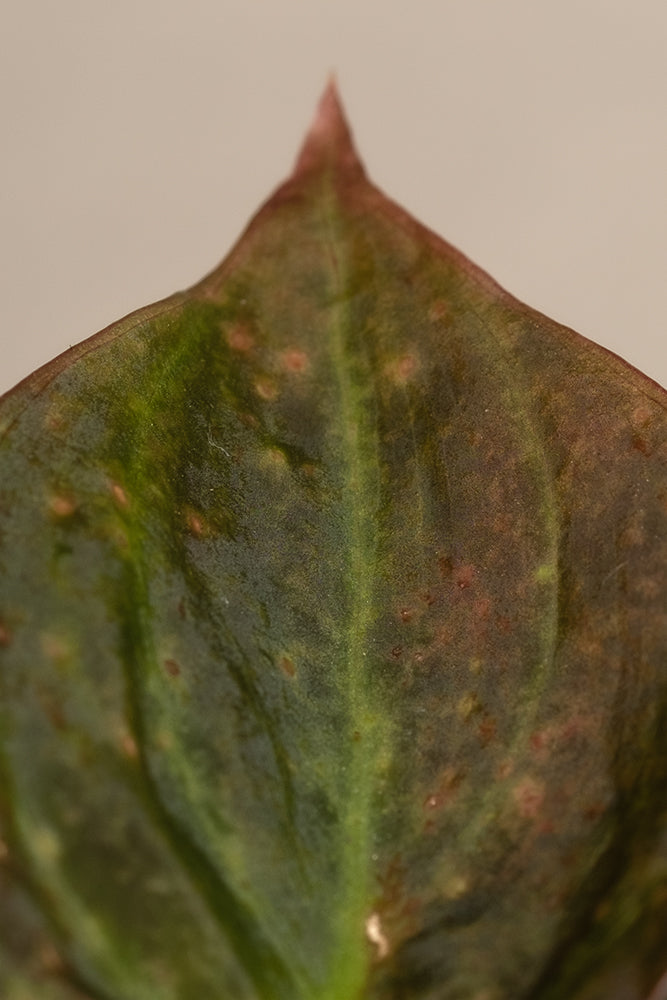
[632,434,652,456]
[438,555,453,577]
[281,348,309,373]
[177,598,187,620]
[399,608,413,623]
[583,802,607,822]
[352,730,361,742]
[110,482,128,507]
[239,411,259,429]
[49,495,76,519]
[279,656,296,678]
[478,716,496,746]
[390,646,403,659]
[226,323,254,352]
[0,621,11,647]
[514,777,545,819]
[0,838,9,862]
[164,659,181,678]
[495,615,512,634]
[254,377,277,401]
[121,734,139,759]
[38,944,66,975]
[421,591,437,607]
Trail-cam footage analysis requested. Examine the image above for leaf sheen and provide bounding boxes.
[1,84,667,1000]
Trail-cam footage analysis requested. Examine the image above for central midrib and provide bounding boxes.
[320,181,390,1000]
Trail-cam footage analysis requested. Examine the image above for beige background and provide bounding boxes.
[1,0,666,394]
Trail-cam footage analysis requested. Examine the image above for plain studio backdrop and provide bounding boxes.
[1,1,666,395]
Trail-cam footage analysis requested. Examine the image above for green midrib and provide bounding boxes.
[320,182,390,1000]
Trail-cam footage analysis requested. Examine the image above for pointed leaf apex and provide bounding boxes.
[292,79,365,180]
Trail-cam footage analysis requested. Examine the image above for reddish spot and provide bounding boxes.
[584,802,606,822]
[239,412,259,429]
[396,355,416,379]
[0,622,11,647]
[226,323,254,352]
[121,734,139,758]
[474,598,491,621]
[49,495,76,519]
[281,348,309,373]
[164,659,181,677]
[301,463,318,479]
[632,404,653,428]
[400,608,413,623]
[279,656,296,678]
[428,299,448,322]
[530,730,547,753]
[514,777,545,819]
[185,510,205,536]
[455,565,475,590]
[538,820,555,836]
[632,434,652,456]
[391,646,403,659]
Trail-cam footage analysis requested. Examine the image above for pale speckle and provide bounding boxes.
[443,874,468,900]
[365,912,389,960]
[41,633,71,665]
[110,482,128,507]
[254,377,278,401]
[32,827,61,863]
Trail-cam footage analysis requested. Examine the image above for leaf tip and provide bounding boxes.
[293,77,365,180]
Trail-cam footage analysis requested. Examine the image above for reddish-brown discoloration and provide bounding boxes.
[226,323,255,352]
[164,659,181,678]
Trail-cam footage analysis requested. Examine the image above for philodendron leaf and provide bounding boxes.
[1,84,666,1000]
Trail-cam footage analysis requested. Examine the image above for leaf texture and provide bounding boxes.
[1,84,666,1000]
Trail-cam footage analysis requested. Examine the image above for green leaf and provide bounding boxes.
[1,83,666,1000]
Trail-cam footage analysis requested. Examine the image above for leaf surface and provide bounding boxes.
[1,85,666,1000]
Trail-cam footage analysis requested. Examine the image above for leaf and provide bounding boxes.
[1,83,666,1000]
